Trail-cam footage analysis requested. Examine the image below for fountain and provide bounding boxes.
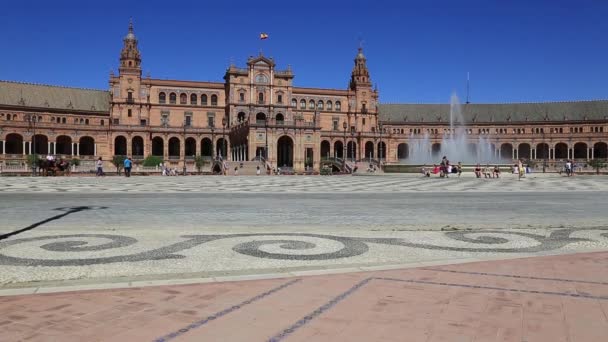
[404,93,501,165]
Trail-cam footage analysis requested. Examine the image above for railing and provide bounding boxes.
[168,156,180,160]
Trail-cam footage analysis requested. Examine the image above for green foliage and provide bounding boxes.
[588,159,606,175]
[112,155,126,173]
[194,156,207,172]
[320,167,332,175]
[26,154,39,167]
[143,155,163,167]
[70,158,80,166]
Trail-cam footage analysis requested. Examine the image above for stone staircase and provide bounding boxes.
[225,160,266,175]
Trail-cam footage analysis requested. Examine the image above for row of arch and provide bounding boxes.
[320,140,386,160]
[291,99,342,111]
[1,133,94,155]
[112,136,227,158]
[158,92,218,106]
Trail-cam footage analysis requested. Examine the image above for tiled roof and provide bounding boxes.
[0,80,110,112]
[379,101,608,124]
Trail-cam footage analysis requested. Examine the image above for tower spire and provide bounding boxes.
[119,18,141,75]
[349,46,371,90]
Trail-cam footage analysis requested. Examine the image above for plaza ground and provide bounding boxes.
[1,174,607,341]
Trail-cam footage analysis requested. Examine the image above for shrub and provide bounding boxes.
[111,155,126,174]
[142,155,163,167]
[71,158,81,166]
[588,159,606,175]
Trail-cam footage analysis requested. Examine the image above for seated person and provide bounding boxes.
[474,164,482,178]
[483,164,492,178]
[493,166,501,178]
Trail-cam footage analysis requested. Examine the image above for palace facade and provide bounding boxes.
[1,22,607,172]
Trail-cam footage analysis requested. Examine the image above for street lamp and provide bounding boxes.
[25,114,37,176]
[350,126,355,163]
[379,123,384,162]
[182,119,188,176]
[264,118,269,161]
[222,117,227,160]
[342,121,347,161]
[210,126,215,160]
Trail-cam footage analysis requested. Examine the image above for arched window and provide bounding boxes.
[258,92,264,104]
[190,94,197,105]
[201,94,208,105]
[309,100,315,109]
[255,74,269,83]
[180,93,187,104]
[326,101,333,110]
[291,98,297,107]
[6,114,11,120]
[300,99,306,109]
[211,94,218,106]
[275,113,284,124]
[239,92,245,102]
[277,94,283,104]
[62,118,66,124]
[159,92,166,104]
[335,101,341,111]
[169,93,177,104]
[317,100,324,110]
[85,119,89,125]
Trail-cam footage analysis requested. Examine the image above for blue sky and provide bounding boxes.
[1,0,607,103]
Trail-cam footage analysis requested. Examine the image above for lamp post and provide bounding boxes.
[379,123,384,163]
[264,119,269,161]
[342,121,347,161]
[210,126,215,160]
[350,127,355,163]
[182,119,187,176]
[221,117,227,160]
[25,114,37,176]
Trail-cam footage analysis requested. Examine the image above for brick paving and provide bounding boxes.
[2,251,608,341]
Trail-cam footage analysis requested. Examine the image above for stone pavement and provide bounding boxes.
[2,251,608,342]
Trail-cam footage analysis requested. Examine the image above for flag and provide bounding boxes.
[260,33,269,40]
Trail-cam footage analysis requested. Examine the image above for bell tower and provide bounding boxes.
[349,47,371,90]
[348,47,378,131]
[119,19,142,76]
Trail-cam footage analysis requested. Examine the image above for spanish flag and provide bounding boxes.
[260,33,269,40]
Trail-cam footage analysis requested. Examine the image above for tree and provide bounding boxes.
[112,155,126,175]
[142,155,163,167]
[71,158,80,167]
[194,156,207,174]
[588,159,606,175]
[26,154,39,168]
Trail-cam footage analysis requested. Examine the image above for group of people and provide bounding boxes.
[474,164,502,178]
[563,160,577,177]
[420,156,502,179]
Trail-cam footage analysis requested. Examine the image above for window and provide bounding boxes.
[362,118,366,125]
[207,116,215,127]
[309,100,315,109]
[62,118,66,124]
[190,94,197,105]
[211,94,218,106]
[100,119,104,126]
[169,93,177,104]
[161,111,169,126]
[6,114,11,120]
[140,119,146,126]
[127,91,133,102]
[277,94,283,104]
[333,120,338,131]
[113,118,119,125]
[85,119,89,125]
[317,100,324,110]
[128,109,132,117]
[276,113,284,124]
[291,98,297,107]
[361,102,367,113]
[239,92,245,102]
[255,74,269,83]
[335,101,341,111]
[201,94,208,105]
[159,92,166,104]
[180,93,187,104]
[185,114,192,127]
[258,92,264,104]
[300,99,306,109]
[327,101,333,110]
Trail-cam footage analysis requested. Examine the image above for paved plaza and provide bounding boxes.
[1,174,608,341]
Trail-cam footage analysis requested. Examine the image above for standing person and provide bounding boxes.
[234,166,239,176]
[256,165,261,175]
[96,157,104,177]
[457,162,463,177]
[124,157,132,177]
[518,159,524,180]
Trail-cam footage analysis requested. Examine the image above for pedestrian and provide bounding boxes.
[256,165,261,175]
[124,157,132,177]
[96,157,104,177]
[457,162,462,177]
[234,166,239,176]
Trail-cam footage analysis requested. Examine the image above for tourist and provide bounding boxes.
[123,157,132,177]
[96,157,104,177]
[432,164,440,175]
[234,166,239,176]
[483,164,491,178]
[474,164,482,178]
[440,156,449,178]
[457,162,462,177]
[518,159,525,180]
[256,165,261,175]
[493,165,501,178]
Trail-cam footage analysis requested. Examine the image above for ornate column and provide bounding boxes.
[94,143,97,156]
[1,141,5,155]
[47,142,51,155]
[23,141,27,155]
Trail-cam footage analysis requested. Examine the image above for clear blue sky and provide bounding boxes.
[1,0,607,103]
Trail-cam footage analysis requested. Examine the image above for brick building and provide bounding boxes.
[1,22,606,172]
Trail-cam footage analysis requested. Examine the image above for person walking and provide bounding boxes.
[124,157,132,177]
[96,157,104,177]
[256,165,261,176]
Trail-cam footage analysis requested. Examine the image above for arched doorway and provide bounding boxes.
[201,138,212,157]
[5,133,23,154]
[237,112,246,123]
[216,138,227,158]
[185,137,196,157]
[132,136,144,157]
[377,141,386,160]
[56,135,72,155]
[277,136,294,167]
[431,143,442,158]
[347,141,357,161]
[114,136,127,156]
[500,143,513,160]
[397,143,408,160]
[364,141,374,160]
[152,137,164,156]
[320,140,331,159]
[168,137,180,159]
[33,134,48,155]
[334,141,344,159]
[594,142,607,159]
[518,143,531,160]
[536,143,549,159]
[573,142,587,159]
[256,112,266,124]
[79,136,95,156]
[555,143,568,159]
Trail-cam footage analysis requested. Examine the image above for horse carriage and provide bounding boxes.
[36,158,71,176]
